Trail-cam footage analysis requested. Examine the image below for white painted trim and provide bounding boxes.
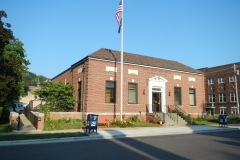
[88,57,204,76]
[148,76,167,113]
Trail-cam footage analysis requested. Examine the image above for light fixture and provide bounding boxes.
[143,89,146,95]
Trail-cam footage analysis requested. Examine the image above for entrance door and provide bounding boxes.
[152,92,162,112]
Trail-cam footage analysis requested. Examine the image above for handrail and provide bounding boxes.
[168,105,189,122]
[174,105,188,116]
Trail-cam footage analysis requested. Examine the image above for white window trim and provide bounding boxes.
[220,107,226,115]
[219,93,226,103]
[229,76,235,82]
[230,92,237,102]
[208,79,214,85]
[218,77,225,83]
[209,94,215,103]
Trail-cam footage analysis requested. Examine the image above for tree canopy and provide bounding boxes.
[0,10,30,104]
[34,81,75,111]
[22,71,49,87]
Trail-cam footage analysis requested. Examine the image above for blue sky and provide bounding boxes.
[2,0,240,78]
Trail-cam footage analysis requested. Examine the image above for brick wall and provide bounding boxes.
[199,63,240,115]
[49,112,83,120]
[53,57,205,119]
[52,69,73,85]
[24,109,44,130]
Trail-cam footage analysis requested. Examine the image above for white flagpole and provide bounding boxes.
[120,0,124,121]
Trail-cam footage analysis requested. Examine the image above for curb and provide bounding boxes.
[0,126,239,147]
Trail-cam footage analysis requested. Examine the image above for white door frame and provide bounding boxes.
[148,76,167,113]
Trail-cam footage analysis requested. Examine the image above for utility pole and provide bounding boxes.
[234,64,239,115]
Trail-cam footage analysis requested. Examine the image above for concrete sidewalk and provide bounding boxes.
[0,124,239,146]
[93,125,240,138]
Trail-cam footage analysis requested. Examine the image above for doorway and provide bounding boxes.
[152,92,162,112]
[148,76,167,113]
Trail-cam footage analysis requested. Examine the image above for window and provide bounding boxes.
[105,81,116,103]
[219,93,226,103]
[220,108,226,115]
[209,94,215,103]
[128,83,138,104]
[218,77,225,83]
[189,88,196,106]
[208,79,214,85]
[230,92,237,102]
[229,76,235,82]
[231,108,238,115]
[174,87,182,105]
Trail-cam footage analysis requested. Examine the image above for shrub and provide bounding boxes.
[5,124,13,132]
[0,124,13,132]
[113,118,134,128]
[39,104,50,112]
[150,117,160,124]
[130,115,139,122]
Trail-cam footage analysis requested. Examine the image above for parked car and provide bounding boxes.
[5,102,26,114]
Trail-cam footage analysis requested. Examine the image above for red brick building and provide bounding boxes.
[52,48,205,120]
[199,63,240,115]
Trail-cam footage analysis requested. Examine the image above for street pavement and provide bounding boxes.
[0,124,239,146]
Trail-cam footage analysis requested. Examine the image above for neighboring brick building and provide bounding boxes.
[52,48,205,120]
[199,62,240,115]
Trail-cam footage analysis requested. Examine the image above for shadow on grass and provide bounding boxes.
[0,132,88,141]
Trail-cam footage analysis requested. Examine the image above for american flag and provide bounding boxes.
[115,0,122,25]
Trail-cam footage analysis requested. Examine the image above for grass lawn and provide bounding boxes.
[0,132,88,141]
[191,120,218,125]
[43,118,85,131]
[132,122,161,127]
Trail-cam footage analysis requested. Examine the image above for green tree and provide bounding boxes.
[0,11,13,53]
[22,71,49,87]
[0,10,30,104]
[34,81,75,111]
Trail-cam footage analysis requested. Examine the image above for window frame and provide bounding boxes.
[209,94,215,103]
[174,87,182,105]
[189,88,196,106]
[208,79,214,85]
[231,108,238,115]
[105,81,116,103]
[220,108,226,115]
[128,83,138,104]
[219,93,226,103]
[229,76,235,82]
[218,77,225,83]
[230,92,236,102]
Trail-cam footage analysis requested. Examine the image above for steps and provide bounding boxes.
[155,113,188,126]
[19,114,36,131]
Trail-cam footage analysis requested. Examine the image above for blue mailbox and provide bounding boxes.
[86,114,99,133]
[218,114,228,127]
